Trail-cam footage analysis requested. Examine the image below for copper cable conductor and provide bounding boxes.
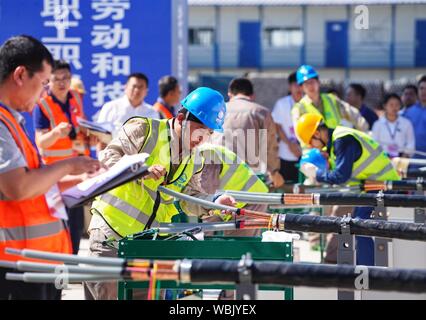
[283,194,314,205]
[243,210,270,220]
[128,260,175,270]
[240,219,269,229]
[130,269,179,281]
[364,181,386,192]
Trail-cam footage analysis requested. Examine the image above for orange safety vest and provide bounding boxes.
[0,106,72,262]
[38,90,90,164]
[153,101,174,119]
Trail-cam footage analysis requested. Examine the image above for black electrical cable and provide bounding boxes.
[390,180,426,190]
[319,192,426,208]
[405,169,426,178]
[189,260,426,293]
[283,213,426,241]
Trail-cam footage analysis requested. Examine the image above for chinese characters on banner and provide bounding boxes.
[90,0,130,108]
[41,0,83,71]
[40,0,131,112]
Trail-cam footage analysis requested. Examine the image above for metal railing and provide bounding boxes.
[189,41,418,69]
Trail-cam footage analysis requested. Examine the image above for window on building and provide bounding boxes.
[189,28,215,46]
[264,27,303,48]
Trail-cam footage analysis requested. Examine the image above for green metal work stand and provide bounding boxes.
[117,236,293,300]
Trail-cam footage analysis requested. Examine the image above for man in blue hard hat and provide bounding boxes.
[292,65,369,134]
[86,87,236,300]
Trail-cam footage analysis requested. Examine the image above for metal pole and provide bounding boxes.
[372,191,390,267]
[337,216,355,300]
[414,178,426,224]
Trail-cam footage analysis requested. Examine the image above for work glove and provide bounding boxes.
[300,163,318,185]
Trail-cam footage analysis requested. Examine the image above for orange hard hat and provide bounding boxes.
[295,113,323,145]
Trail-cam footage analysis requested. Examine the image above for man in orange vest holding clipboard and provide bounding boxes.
[0,35,101,299]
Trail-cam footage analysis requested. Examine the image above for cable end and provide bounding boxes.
[0,261,17,269]
[5,273,24,282]
[5,248,22,256]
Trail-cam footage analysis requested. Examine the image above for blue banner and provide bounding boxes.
[0,0,188,122]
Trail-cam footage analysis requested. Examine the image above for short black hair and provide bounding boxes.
[288,71,298,85]
[127,72,149,87]
[348,83,367,99]
[0,35,54,84]
[418,75,426,86]
[403,84,418,96]
[228,78,254,96]
[177,107,203,125]
[382,93,402,106]
[53,59,71,73]
[159,75,179,98]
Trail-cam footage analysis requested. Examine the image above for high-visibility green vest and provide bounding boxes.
[330,126,400,183]
[91,117,204,238]
[198,144,268,209]
[294,93,341,129]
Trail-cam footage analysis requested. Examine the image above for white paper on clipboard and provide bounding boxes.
[62,153,150,199]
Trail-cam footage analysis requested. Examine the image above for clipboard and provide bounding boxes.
[61,154,150,209]
[77,117,113,144]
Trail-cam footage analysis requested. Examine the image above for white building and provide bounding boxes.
[188,0,426,80]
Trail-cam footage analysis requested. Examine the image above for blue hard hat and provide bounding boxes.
[296,65,319,85]
[300,148,328,171]
[181,87,226,132]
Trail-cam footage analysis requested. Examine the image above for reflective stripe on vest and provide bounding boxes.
[39,98,58,128]
[138,118,160,155]
[0,220,65,242]
[297,94,341,129]
[331,127,400,182]
[91,118,202,237]
[41,149,75,157]
[99,193,160,228]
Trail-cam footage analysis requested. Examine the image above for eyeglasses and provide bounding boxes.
[26,67,50,89]
[52,76,71,83]
[34,73,51,92]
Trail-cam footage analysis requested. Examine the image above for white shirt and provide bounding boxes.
[96,95,160,137]
[371,115,416,157]
[272,95,299,161]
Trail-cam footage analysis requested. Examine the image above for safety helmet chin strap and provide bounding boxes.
[180,110,191,158]
[311,130,327,150]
